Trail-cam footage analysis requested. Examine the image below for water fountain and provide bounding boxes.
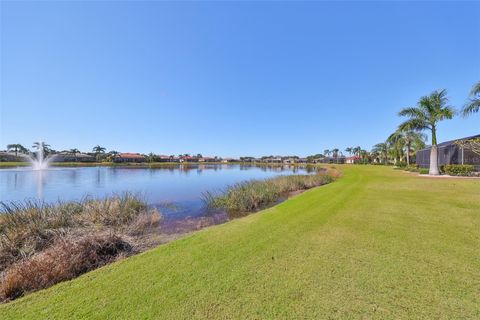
[27,141,55,170]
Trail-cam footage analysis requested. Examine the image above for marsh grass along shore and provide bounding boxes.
[204,170,338,213]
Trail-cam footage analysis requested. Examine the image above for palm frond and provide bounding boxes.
[398,119,429,132]
[462,99,480,116]
[398,107,427,120]
[470,81,480,96]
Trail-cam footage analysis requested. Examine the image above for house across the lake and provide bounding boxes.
[114,153,147,163]
[345,156,362,164]
[198,157,216,162]
[416,134,480,170]
[55,152,95,162]
[0,152,22,162]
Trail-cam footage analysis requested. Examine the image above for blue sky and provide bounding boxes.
[1,1,479,157]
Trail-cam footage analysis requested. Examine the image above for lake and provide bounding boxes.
[0,164,314,222]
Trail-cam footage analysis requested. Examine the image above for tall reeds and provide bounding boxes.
[204,170,337,213]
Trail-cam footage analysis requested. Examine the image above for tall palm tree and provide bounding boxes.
[398,89,455,175]
[69,148,80,155]
[345,147,353,156]
[462,81,480,117]
[323,149,331,157]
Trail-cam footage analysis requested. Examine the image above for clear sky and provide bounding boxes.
[1,1,479,157]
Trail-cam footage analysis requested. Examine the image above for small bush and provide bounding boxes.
[442,165,475,176]
[0,234,132,302]
[404,165,420,173]
[397,161,407,168]
[419,168,429,174]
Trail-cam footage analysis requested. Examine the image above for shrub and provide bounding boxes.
[0,234,132,302]
[442,164,475,176]
[404,165,420,173]
[397,161,407,168]
[419,168,429,174]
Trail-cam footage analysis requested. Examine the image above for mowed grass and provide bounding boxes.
[1,166,479,319]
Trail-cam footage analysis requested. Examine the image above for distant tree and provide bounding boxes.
[462,81,480,117]
[393,130,427,166]
[352,146,362,157]
[359,149,370,163]
[32,142,52,156]
[7,144,28,158]
[92,145,106,161]
[323,149,331,157]
[398,89,455,175]
[331,148,339,162]
[147,152,158,163]
[345,147,353,156]
[69,148,80,155]
[387,132,406,165]
[372,142,389,164]
[196,153,202,158]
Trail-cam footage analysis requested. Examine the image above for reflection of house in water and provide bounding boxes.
[416,134,480,170]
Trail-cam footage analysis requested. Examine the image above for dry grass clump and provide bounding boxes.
[0,193,159,272]
[0,193,162,301]
[205,169,337,213]
[0,234,132,302]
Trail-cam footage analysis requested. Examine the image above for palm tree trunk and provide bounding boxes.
[429,127,440,175]
[406,143,410,166]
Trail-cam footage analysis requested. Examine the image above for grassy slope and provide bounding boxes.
[1,166,479,319]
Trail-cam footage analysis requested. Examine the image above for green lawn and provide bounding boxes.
[1,166,479,319]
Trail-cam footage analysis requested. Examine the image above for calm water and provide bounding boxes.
[0,164,313,220]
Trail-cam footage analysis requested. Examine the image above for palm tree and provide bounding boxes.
[32,142,52,156]
[359,149,370,163]
[372,142,388,164]
[462,81,480,117]
[69,148,80,155]
[323,149,331,157]
[7,144,28,158]
[398,89,455,175]
[331,148,339,162]
[92,145,106,161]
[345,147,353,156]
[352,146,361,157]
[394,130,427,166]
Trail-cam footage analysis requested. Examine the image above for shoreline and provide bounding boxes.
[0,161,320,169]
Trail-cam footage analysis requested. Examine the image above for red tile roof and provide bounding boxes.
[118,153,145,159]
